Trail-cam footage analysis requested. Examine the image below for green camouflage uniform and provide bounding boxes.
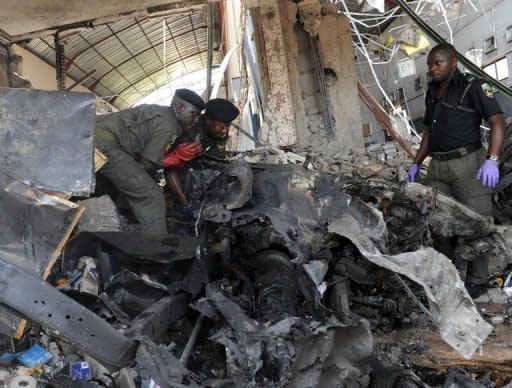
[95,105,182,234]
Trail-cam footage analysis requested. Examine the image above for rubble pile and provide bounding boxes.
[4,154,512,386]
[2,89,512,386]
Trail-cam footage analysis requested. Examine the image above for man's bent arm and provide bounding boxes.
[137,155,159,173]
[166,169,188,206]
[487,113,505,157]
[413,129,430,164]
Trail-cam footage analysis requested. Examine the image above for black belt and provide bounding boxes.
[430,143,482,161]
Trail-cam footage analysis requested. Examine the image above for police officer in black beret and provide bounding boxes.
[163,98,240,211]
[94,88,205,234]
[199,98,241,159]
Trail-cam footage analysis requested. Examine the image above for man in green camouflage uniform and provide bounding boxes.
[95,89,205,234]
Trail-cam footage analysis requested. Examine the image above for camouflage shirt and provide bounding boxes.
[96,104,182,165]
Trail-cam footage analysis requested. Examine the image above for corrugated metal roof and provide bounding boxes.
[24,7,222,109]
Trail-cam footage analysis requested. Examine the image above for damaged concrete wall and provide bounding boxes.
[11,45,89,92]
[247,0,364,152]
[0,44,32,88]
[0,45,8,87]
[249,0,298,147]
[316,4,364,152]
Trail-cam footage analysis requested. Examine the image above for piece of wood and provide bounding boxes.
[375,320,512,373]
[94,147,108,172]
[357,81,415,158]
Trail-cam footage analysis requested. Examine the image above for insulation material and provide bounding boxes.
[0,88,95,196]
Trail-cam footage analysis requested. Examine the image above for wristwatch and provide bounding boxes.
[486,154,499,162]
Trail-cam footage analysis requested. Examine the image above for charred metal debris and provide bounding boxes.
[2,91,512,387]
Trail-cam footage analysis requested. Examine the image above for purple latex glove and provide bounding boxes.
[408,163,420,182]
[476,159,499,188]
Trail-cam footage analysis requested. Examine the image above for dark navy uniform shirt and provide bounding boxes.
[166,115,228,161]
[424,68,502,152]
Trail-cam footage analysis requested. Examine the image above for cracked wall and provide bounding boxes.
[248,0,364,152]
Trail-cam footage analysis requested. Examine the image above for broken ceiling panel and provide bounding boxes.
[24,10,220,109]
[0,88,95,195]
[0,0,205,39]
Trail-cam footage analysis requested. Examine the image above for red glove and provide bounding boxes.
[163,141,203,168]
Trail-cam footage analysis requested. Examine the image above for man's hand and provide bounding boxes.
[408,163,420,182]
[477,160,499,188]
[163,141,203,168]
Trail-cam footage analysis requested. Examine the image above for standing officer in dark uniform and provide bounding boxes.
[94,89,205,234]
[407,43,505,297]
[163,98,240,209]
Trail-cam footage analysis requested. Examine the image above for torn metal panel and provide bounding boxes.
[201,160,253,222]
[328,217,493,359]
[125,294,189,341]
[455,233,511,273]
[135,336,190,387]
[106,271,169,318]
[404,183,492,238]
[289,318,373,387]
[229,165,326,263]
[0,170,82,276]
[206,283,264,384]
[303,260,328,287]
[0,88,95,196]
[77,195,128,232]
[0,256,137,367]
[207,282,373,386]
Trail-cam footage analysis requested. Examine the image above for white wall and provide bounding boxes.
[11,44,90,92]
[11,44,116,113]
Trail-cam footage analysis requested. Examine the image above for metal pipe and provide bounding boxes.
[309,36,335,140]
[206,1,215,99]
[54,32,66,90]
[179,313,204,365]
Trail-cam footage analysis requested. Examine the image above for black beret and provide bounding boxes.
[175,88,205,110]
[205,98,240,122]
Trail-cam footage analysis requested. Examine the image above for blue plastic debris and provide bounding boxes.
[70,361,91,380]
[17,344,53,367]
[0,352,19,363]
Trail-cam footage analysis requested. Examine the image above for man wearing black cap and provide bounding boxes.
[94,88,205,234]
[163,98,240,209]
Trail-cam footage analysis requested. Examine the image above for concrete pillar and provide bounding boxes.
[0,53,8,87]
[255,0,297,146]
[317,4,364,151]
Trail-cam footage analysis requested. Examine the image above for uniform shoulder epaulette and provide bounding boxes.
[461,73,477,83]
[458,73,477,106]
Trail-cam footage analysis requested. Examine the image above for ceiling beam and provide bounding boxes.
[0,1,205,43]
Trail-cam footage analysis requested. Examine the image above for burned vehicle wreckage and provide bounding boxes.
[1,90,512,387]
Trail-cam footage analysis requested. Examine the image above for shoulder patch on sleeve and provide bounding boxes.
[164,135,177,152]
[481,82,495,98]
